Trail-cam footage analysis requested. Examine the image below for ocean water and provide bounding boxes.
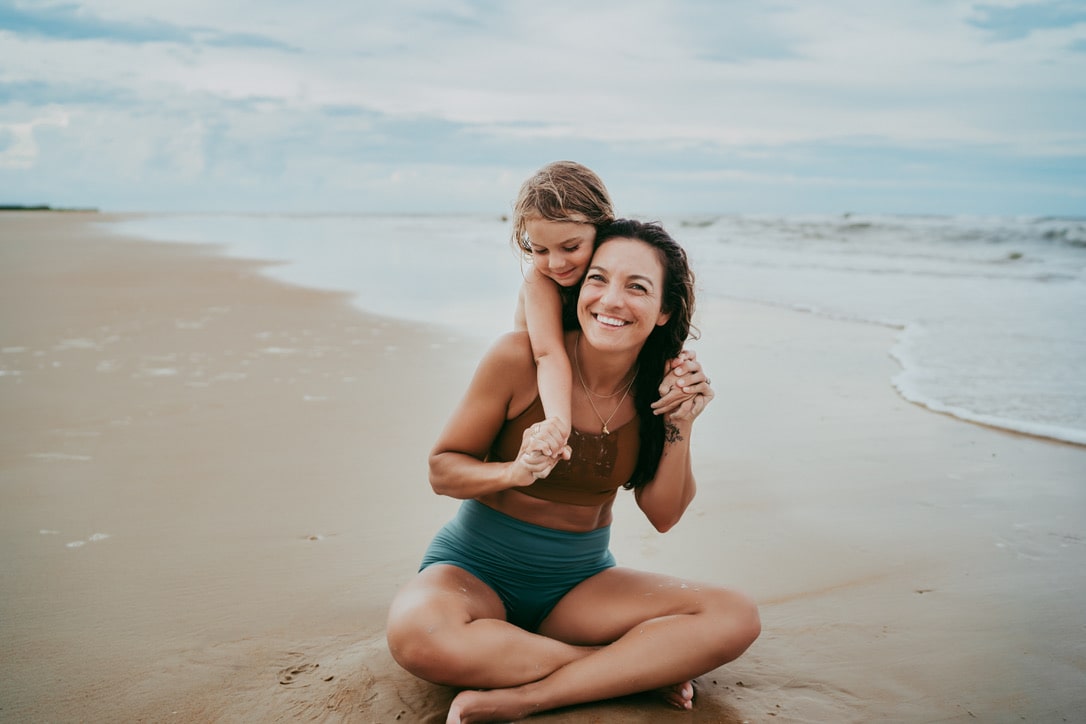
[105,213,1086,446]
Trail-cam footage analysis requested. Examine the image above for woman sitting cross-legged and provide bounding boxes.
[385,219,760,723]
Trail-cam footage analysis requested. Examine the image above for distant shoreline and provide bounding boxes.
[0,204,99,213]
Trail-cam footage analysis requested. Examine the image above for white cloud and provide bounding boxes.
[1,0,1083,212]
[0,111,69,169]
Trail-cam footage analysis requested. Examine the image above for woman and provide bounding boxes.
[386,220,760,723]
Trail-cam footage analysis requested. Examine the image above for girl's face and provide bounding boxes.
[524,217,596,287]
[578,237,671,353]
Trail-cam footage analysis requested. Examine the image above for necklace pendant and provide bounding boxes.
[602,423,610,436]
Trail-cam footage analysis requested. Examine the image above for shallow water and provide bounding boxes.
[106,212,1086,446]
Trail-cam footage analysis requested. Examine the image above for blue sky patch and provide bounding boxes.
[969,1,1086,40]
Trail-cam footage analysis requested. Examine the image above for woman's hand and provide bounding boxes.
[662,374,714,424]
[512,417,572,483]
[651,349,712,417]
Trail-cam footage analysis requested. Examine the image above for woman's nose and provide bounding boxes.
[599,282,620,308]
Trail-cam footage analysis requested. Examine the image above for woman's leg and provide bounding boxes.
[445,567,760,723]
[385,564,596,689]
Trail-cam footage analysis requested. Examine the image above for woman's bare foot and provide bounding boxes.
[446,687,536,724]
[445,679,696,723]
[656,680,695,710]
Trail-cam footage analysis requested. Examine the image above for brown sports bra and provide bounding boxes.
[488,396,640,506]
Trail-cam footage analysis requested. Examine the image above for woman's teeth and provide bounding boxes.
[596,314,627,327]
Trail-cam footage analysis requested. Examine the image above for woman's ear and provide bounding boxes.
[655,310,672,327]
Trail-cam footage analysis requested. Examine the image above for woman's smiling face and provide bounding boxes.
[578,237,671,352]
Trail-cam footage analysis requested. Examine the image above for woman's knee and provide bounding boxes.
[387,591,442,676]
[387,620,451,683]
[734,591,762,647]
[705,588,761,658]
[386,595,475,685]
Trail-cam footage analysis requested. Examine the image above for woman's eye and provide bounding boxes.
[629,283,647,292]
[586,273,605,282]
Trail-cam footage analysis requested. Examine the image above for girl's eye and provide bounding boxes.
[532,248,548,255]
[562,244,580,253]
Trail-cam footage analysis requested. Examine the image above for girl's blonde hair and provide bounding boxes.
[510,161,615,256]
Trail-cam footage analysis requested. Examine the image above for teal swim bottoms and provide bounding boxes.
[420,499,616,631]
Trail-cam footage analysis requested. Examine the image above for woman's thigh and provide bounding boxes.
[537,566,748,645]
[387,563,507,633]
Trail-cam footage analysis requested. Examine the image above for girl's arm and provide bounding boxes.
[428,332,566,498]
[521,266,573,442]
[635,371,715,532]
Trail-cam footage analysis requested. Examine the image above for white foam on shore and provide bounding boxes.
[712,294,1086,447]
[64,533,111,549]
[892,368,1086,446]
[889,323,1086,446]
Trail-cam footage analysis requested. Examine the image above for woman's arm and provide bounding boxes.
[428,332,566,498]
[635,376,714,532]
[522,268,573,442]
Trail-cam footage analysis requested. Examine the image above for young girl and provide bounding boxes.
[510,161,698,478]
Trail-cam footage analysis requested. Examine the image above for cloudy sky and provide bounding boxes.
[2,0,1084,215]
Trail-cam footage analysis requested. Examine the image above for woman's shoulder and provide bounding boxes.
[482,330,536,371]
[490,328,578,357]
[473,332,540,414]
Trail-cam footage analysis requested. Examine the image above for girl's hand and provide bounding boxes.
[651,349,711,416]
[524,416,570,457]
[513,418,572,483]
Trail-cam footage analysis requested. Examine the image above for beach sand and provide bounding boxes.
[1,213,1083,723]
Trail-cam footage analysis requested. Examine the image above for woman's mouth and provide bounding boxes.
[594,313,629,328]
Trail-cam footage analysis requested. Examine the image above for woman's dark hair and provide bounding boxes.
[591,219,698,489]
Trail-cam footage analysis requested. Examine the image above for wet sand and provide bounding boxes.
[1,213,1083,722]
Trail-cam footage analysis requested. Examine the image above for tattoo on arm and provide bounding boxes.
[664,420,684,444]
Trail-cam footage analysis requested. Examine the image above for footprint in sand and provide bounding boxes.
[279,662,332,687]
